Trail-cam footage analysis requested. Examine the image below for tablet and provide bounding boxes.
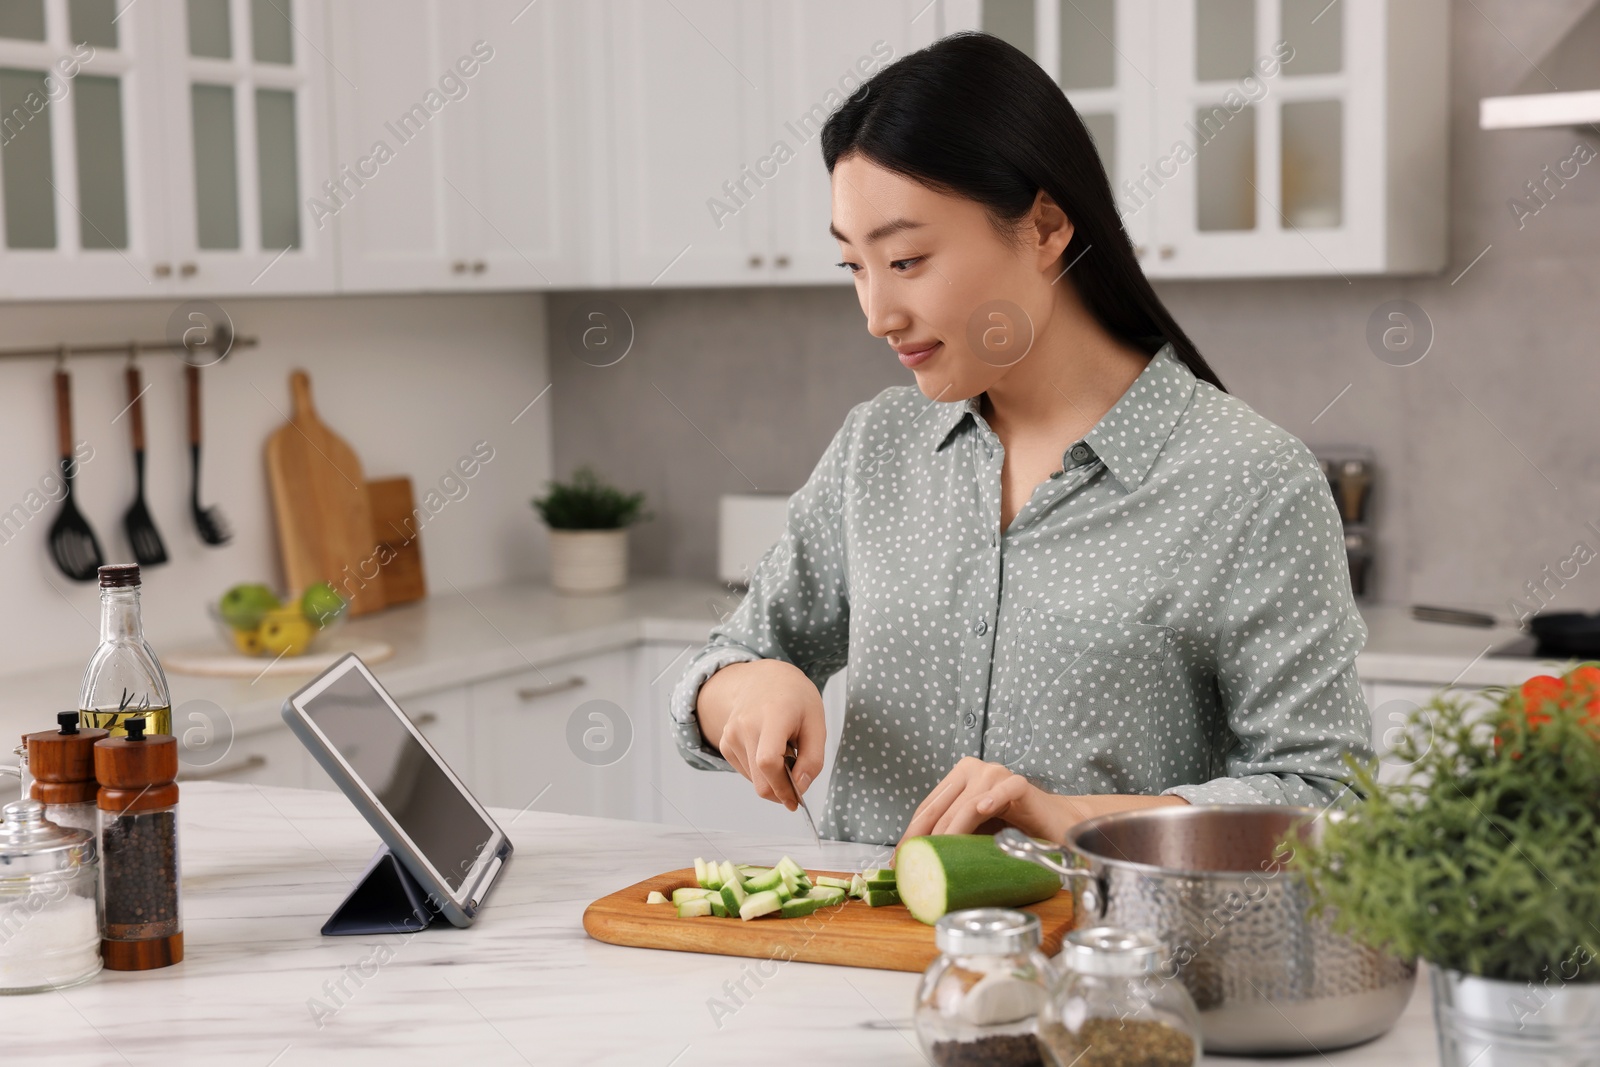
[282,653,511,928]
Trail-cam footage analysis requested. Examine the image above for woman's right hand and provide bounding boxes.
[695,658,825,812]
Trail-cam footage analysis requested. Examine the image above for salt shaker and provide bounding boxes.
[1036,926,1201,1067]
[0,798,102,994]
[94,716,183,970]
[914,908,1054,1067]
[24,712,109,835]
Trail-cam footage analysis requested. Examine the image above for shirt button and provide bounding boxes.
[1069,443,1092,464]
[1049,470,1062,479]
[973,618,987,635]
[963,712,977,729]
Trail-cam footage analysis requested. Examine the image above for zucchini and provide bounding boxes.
[814,875,853,891]
[671,887,715,904]
[709,899,730,918]
[775,856,805,880]
[773,880,794,903]
[780,896,824,918]
[864,888,901,907]
[646,890,669,904]
[719,879,747,913]
[719,860,737,888]
[743,868,783,892]
[895,834,1063,926]
[848,873,866,898]
[804,885,846,906]
[863,867,896,883]
[694,857,708,887]
[676,897,714,918]
[739,890,784,920]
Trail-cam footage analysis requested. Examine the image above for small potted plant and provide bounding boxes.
[1294,665,1600,1065]
[532,465,649,595]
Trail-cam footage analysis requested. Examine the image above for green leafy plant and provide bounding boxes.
[531,465,650,530]
[1292,665,1600,984]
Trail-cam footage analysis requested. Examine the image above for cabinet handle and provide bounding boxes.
[471,260,486,273]
[516,676,585,700]
[748,254,763,269]
[452,260,469,273]
[774,254,790,268]
[180,262,198,277]
[414,712,438,727]
[153,263,173,277]
[180,754,267,781]
[1158,245,1175,260]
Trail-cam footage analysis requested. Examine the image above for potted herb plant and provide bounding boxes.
[532,465,650,595]
[1294,665,1600,1065]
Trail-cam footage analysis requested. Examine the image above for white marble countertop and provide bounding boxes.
[0,575,1561,753]
[11,782,1442,1066]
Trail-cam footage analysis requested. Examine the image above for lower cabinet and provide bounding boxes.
[468,647,645,821]
[177,724,315,789]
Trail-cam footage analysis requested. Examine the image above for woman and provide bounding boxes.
[669,32,1372,848]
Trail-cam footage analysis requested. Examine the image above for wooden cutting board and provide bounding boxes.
[367,476,426,605]
[582,867,1074,972]
[265,370,384,617]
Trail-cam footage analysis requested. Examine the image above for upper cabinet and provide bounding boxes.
[0,0,334,299]
[949,0,1449,278]
[326,0,609,292]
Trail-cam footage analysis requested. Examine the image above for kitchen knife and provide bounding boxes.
[783,742,821,846]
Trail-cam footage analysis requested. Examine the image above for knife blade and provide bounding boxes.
[783,743,821,846]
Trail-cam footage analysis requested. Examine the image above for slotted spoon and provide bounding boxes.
[121,362,167,566]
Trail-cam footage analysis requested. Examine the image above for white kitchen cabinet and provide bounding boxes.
[178,722,314,789]
[952,0,1447,278]
[468,647,646,821]
[326,0,607,292]
[0,0,335,299]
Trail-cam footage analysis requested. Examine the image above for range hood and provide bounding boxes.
[1480,0,1600,131]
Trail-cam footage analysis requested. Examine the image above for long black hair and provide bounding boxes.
[821,31,1225,392]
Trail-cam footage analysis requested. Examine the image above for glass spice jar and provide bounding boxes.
[24,712,109,836]
[94,717,182,971]
[0,798,102,994]
[1037,926,1201,1067]
[914,908,1055,1067]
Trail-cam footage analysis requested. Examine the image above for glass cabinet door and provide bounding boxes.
[0,0,170,298]
[158,0,333,292]
[1150,0,1378,277]
[978,0,1156,265]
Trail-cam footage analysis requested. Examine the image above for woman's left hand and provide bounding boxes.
[897,757,1048,844]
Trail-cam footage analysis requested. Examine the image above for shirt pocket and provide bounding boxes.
[1000,608,1176,793]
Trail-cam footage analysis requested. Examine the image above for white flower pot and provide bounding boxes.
[1432,964,1600,1066]
[547,528,629,595]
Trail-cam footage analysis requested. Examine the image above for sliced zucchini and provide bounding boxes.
[719,860,737,888]
[671,887,715,904]
[694,857,708,887]
[814,875,853,891]
[848,873,866,898]
[863,867,896,883]
[775,856,805,880]
[719,879,747,913]
[780,895,824,918]
[773,880,794,903]
[709,899,730,918]
[805,885,847,905]
[646,890,669,904]
[677,897,715,918]
[864,888,901,907]
[739,889,784,920]
[743,867,783,892]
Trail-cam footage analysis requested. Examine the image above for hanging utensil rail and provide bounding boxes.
[0,336,257,360]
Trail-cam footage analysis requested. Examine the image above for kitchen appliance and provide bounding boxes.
[120,361,167,566]
[184,363,231,546]
[718,493,790,586]
[282,653,511,932]
[264,370,383,616]
[47,367,104,582]
[582,867,1075,972]
[996,807,1416,1055]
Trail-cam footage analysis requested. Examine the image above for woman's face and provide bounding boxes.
[830,153,1073,403]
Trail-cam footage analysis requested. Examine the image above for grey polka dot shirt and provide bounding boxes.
[670,343,1373,845]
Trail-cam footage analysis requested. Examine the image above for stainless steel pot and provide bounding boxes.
[997,805,1416,1055]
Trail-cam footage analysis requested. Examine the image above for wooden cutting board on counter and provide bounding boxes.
[366,476,426,605]
[582,868,1074,972]
[265,370,384,617]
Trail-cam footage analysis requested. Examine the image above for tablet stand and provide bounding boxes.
[321,846,443,936]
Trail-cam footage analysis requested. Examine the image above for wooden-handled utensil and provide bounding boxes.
[185,363,231,545]
[121,361,167,566]
[48,367,104,581]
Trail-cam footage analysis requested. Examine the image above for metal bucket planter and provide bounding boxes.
[1431,966,1600,1067]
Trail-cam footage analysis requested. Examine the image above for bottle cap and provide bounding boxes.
[1061,926,1163,976]
[98,563,141,588]
[935,908,1042,956]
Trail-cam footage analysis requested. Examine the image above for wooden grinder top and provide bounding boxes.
[25,711,109,805]
[94,717,178,812]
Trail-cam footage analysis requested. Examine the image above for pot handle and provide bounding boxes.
[995,827,1094,885]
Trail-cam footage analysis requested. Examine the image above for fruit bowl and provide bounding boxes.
[211,582,348,658]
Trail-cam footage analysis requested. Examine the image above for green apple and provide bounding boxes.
[219,583,280,630]
[300,581,346,628]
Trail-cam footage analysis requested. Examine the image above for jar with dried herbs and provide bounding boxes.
[1037,926,1200,1067]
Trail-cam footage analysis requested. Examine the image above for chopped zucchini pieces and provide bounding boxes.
[646,890,669,904]
[864,888,901,908]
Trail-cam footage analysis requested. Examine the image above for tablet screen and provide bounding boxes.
[304,666,493,891]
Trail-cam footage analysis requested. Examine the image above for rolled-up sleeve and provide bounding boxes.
[1161,465,1373,809]
[668,405,858,772]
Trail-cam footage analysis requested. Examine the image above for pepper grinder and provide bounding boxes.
[94,716,183,970]
[24,711,109,835]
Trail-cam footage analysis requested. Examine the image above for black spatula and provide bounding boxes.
[121,364,167,566]
[48,368,104,581]
[185,363,231,546]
